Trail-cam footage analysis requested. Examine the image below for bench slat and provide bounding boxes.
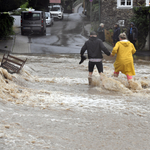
[2,62,19,72]
[7,55,26,62]
[0,53,27,73]
[2,58,22,66]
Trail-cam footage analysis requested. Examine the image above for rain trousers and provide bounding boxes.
[111,40,136,76]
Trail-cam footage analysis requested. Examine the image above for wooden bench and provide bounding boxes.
[0,53,27,74]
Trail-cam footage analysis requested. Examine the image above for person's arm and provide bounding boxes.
[117,28,120,41]
[134,27,138,40]
[111,42,119,56]
[126,29,129,39]
[80,42,87,56]
[132,43,136,54]
[99,41,110,56]
[103,29,105,41]
[97,27,101,32]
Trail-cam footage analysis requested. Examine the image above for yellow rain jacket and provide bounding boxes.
[111,40,136,76]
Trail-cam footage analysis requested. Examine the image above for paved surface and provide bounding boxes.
[0,36,14,53]
[0,23,113,54]
[13,33,30,54]
[0,27,30,54]
[0,4,150,56]
[0,3,113,54]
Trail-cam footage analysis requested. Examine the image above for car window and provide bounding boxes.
[24,13,40,20]
[45,13,50,18]
[51,7,61,11]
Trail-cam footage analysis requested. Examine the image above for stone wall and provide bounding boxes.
[101,0,134,30]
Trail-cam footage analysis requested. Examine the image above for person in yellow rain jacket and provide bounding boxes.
[110,32,136,81]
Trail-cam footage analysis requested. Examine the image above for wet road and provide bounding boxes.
[30,13,87,54]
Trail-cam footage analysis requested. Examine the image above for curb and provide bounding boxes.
[73,3,82,13]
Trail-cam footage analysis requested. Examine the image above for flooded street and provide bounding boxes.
[0,54,150,149]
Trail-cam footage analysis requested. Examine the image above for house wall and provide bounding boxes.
[100,0,140,30]
[101,0,131,30]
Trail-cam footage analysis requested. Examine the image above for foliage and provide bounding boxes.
[131,6,150,50]
[0,0,26,12]
[105,29,113,45]
[91,21,99,32]
[28,0,49,11]
[11,8,27,15]
[20,1,29,8]
[93,3,99,12]
[0,14,14,38]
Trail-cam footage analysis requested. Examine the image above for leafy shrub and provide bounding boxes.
[0,14,14,39]
[11,8,27,15]
[105,29,113,45]
[131,6,150,50]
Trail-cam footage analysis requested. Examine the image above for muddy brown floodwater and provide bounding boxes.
[0,54,150,150]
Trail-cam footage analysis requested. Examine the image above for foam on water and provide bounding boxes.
[0,58,150,115]
[90,73,150,96]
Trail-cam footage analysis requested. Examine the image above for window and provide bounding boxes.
[146,0,150,6]
[117,0,150,8]
[24,13,40,20]
[117,0,133,9]
[51,7,61,11]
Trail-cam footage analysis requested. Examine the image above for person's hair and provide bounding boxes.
[90,31,96,36]
[119,33,127,39]
[115,23,119,27]
[100,23,104,26]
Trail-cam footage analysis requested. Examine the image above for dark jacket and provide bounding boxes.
[80,37,110,59]
[127,22,138,41]
[97,26,105,41]
[113,26,120,42]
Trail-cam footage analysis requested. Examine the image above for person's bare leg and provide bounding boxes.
[127,74,133,88]
[99,72,103,81]
[88,72,92,85]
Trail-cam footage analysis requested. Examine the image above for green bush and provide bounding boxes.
[0,14,14,39]
[20,2,29,8]
[11,8,27,15]
[131,6,150,50]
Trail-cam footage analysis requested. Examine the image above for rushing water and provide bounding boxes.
[0,54,150,149]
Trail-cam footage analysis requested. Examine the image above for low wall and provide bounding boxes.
[12,15,21,27]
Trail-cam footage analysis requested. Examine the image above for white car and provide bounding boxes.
[50,5,64,20]
[45,12,54,26]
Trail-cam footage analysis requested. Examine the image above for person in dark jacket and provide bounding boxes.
[80,31,110,85]
[127,22,138,48]
[97,23,105,42]
[112,23,120,46]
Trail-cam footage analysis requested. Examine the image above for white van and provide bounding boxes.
[50,5,64,20]
[21,11,46,35]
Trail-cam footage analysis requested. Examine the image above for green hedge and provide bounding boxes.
[131,6,150,50]
[11,8,27,15]
[0,14,14,39]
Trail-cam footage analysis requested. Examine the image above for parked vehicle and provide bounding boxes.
[45,12,54,26]
[50,5,64,20]
[21,11,46,35]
